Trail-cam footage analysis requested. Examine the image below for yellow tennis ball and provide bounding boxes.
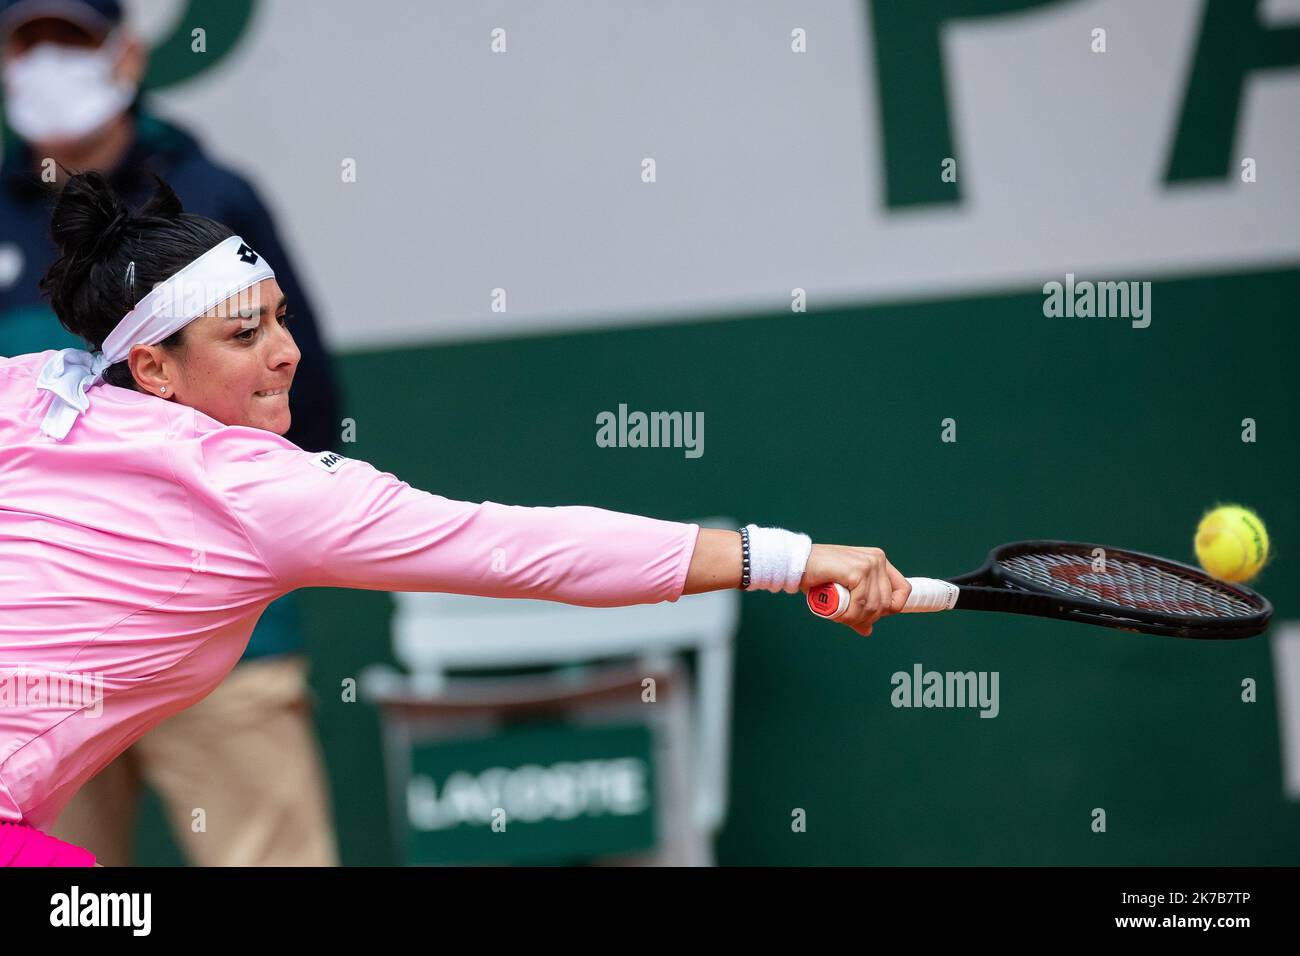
[1194,505,1269,583]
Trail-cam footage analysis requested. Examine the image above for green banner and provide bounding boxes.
[403,722,658,865]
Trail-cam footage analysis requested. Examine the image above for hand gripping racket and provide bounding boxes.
[806,540,1272,639]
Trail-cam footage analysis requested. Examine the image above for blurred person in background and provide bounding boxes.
[0,0,342,865]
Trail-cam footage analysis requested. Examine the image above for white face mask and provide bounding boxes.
[2,31,136,144]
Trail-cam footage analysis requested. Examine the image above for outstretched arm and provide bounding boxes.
[206,433,908,635]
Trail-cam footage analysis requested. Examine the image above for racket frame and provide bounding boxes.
[944,540,1272,639]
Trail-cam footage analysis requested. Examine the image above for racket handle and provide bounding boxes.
[806,577,959,620]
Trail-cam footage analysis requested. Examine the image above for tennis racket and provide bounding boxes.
[806,540,1272,639]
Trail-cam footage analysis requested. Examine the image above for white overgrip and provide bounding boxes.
[902,577,960,613]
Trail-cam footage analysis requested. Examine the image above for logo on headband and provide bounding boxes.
[236,243,260,265]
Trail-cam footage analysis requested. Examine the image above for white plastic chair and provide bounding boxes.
[361,516,740,862]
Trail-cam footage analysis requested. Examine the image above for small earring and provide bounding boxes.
[159,387,167,394]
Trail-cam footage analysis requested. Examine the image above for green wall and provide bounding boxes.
[129,265,1300,864]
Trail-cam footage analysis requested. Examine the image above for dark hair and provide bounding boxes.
[38,170,234,390]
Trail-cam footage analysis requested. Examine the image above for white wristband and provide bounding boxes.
[744,524,813,593]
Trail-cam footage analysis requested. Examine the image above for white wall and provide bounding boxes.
[103,0,1300,348]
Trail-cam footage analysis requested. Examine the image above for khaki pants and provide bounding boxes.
[51,654,340,867]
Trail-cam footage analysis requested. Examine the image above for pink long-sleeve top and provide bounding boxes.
[0,351,699,829]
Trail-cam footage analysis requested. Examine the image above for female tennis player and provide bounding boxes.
[0,171,909,866]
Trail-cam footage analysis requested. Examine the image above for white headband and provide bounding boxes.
[35,236,276,441]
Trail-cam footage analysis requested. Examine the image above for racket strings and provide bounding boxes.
[998,551,1259,619]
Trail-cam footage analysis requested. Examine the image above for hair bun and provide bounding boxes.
[96,207,132,254]
[48,170,135,262]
